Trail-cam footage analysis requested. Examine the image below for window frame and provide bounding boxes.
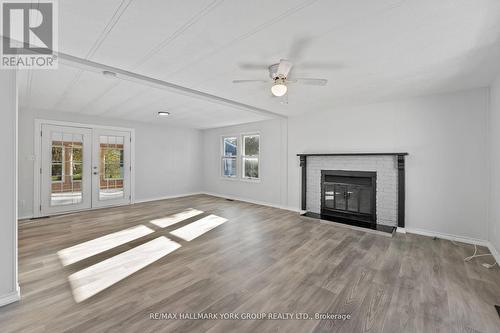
[241,133,260,181]
[220,135,239,179]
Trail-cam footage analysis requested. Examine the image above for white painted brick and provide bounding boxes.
[306,155,399,226]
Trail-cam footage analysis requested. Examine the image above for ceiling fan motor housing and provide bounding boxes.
[268,63,282,79]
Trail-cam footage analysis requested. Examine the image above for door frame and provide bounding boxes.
[33,119,135,218]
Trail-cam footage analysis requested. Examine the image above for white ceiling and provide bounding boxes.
[19,0,500,129]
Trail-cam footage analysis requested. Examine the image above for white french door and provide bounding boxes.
[40,123,132,216]
[92,129,131,208]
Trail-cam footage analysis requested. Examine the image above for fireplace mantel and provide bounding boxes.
[297,152,408,157]
[297,152,408,229]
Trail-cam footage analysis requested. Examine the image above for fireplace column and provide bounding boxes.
[299,155,307,211]
[397,155,405,228]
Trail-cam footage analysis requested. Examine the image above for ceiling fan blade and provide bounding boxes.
[277,59,293,77]
[291,78,328,86]
[296,62,344,70]
[238,63,270,70]
[232,79,269,84]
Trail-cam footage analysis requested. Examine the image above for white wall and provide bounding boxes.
[0,70,19,306]
[201,119,289,209]
[489,77,500,255]
[19,108,202,218]
[288,89,489,240]
[202,88,490,241]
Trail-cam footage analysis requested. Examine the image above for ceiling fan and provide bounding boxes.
[232,59,328,97]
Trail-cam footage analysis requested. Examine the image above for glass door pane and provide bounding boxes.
[92,129,131,208]
[50,133,84,206]
[41,125,92,215]
[324,184,335,209]
[359,187,372,214]
[99,135,125,201]
[334,184,346,211]
[346,185,359,212]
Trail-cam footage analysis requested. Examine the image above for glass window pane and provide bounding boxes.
[52,146,62,162]
[72,163,82,181]
[50,131,83,206]
[223,137,237,156]
[222,157,236,177]
[52,164,62,181]
[99,135,125,201]
[243,157,259,179]
[72,134,83,143]
[52,132,62,141]
[73,148,82,162]
[244,135,259,156]
[64,145,71,161]
[63,133,73,142]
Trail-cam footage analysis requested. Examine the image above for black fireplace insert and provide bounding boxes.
[321,170,377,226]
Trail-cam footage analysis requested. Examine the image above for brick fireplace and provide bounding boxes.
[297,153,407,232]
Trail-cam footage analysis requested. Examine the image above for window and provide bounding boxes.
[242,134,259,180]
[221,136,237,177]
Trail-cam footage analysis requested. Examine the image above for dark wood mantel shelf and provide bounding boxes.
[297,152,408,157]
[298,152,408,228]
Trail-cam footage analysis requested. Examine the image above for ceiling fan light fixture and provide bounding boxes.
[271,78,287,97]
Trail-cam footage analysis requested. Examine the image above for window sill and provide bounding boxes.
[219,176,261,184]
[220,176,239,181]
[241,177,261,183]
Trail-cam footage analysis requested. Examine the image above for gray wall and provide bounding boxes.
[0,70,18,305]
[202,88,490,241]
[18,108,203,218]
[288,88,489,240]
[201,118,289,209]
[489,77,500,256]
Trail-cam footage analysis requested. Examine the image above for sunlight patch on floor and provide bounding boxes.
[169,214,227,241]
[58,225,154,266]
[150,208,204,228]
[68,236,181,303]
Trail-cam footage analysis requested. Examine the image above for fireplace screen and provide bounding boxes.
[321,170,376,224]
[324,183,372,214]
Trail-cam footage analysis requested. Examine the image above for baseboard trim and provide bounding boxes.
[0,285,20,307]
[405,227,489,247]
[134,192,203,204]
[202,192,301,213]
[18,215,34,222]
[487,243,500,265]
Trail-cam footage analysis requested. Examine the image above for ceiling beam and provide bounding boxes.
[55,51,287,119]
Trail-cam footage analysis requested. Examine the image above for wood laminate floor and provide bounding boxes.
[1,194,500,332]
